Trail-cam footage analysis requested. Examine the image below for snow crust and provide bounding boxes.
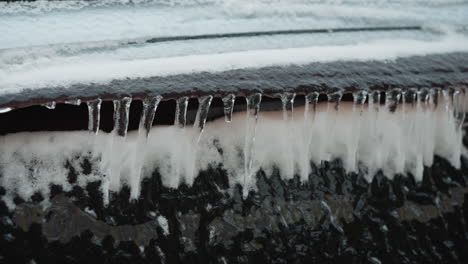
[1,33,468,95]
[0,100,463,209]
[2,0,467,49]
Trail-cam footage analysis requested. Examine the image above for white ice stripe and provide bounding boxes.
[2,0,466,15]
[1,34,468,94]
[1,0,467,49]
[0,101,463,209]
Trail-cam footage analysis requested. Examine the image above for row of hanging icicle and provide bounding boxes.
[26,87,465,203]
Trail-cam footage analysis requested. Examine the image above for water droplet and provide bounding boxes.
[222,94,235,123]
[175,96,189,128]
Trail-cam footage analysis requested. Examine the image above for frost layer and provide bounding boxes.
[0,100,464,209]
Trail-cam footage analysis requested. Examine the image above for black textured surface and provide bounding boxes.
[1,152,468,263]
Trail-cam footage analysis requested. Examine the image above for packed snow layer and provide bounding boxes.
[1,0,468,49]
[0,100,464,208]
[1,33,468,95]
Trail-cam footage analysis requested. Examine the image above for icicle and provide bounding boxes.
[243,93,262,196]
[452,87,466,168]
[113,97,132,137]
[247,93,262,120]
[432,88,441,109]
[353,90,368,114]
[102,97,132,205]
[368,90,381,112]
[194,95,213,133]
[405,88,418,109]
[367,90,382,180]
[345,90,367,172]
[0,107,12,114]
[327,90,343,111]
[42,101,56,110]
[139,96,162,137]
[222,94,235,123]
[385,88,402,113]
[175,96,189,128]
[442,89,451,113]
[301,91,319,182]
[129,96,162,200]
[64,99,81,106]
[304,91,319,120]
[452,87,465,129]
[420,88,436,167]
[280,92,296,121]
[419,88,431,105]
[86,98,102,134]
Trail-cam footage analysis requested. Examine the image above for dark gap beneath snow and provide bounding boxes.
[0,92,381,135]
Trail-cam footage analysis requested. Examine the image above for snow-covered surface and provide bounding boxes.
[1,34,468,95]
[0,0,468,95]
[1,0,468,49]
[0,99,464,209]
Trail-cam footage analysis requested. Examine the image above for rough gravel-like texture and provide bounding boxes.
[1,151,468,263]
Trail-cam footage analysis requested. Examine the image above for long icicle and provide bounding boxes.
[452,87,465,168]
[301,91,319,181]
[130,96,162,200]
[279,92,296,179]
[170,96,189,187]
[243,93,262,197]
[348,90,367,172]
[323,89,343,161]
[103,97,132,205]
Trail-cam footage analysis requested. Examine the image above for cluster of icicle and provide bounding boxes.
[0,87,466,207]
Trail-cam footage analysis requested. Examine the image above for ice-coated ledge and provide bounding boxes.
[0,51,467,109]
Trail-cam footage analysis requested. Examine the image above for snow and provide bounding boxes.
[1,33,468,95]
[0,0,467,95]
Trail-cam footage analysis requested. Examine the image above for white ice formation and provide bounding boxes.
[0,89,466,208]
